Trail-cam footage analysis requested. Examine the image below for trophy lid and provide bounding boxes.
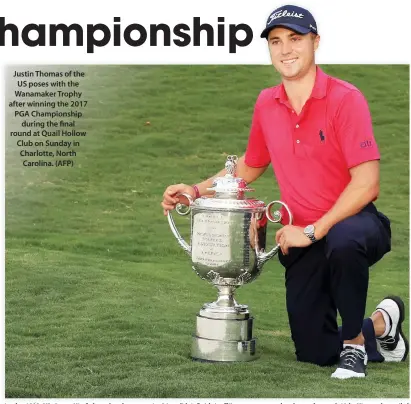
[193,155,266,212]
[207,155,253,198]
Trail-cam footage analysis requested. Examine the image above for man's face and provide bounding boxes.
[267,27,320,80]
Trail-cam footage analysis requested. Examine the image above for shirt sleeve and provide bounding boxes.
[335,90,380,169]
[244,97,271,168]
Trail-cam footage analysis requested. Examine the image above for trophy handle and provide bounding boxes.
[256,200,293,267]
[166,192,194,257]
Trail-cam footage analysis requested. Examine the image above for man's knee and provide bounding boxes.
[325,213,389,266]
[325,218,365,260]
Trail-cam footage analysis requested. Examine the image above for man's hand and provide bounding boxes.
[275,225,312,255]
[161,184,196,216]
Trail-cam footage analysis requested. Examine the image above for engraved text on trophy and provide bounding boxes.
[192,212,231,267]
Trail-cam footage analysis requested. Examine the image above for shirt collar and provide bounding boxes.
[273,66,328,102]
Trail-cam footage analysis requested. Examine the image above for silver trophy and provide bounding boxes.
[167,155,292,362]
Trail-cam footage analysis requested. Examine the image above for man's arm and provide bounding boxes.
[194,155,269,197]
[314,160,379,239]
[161,155,269,214]
[276,160,380,254]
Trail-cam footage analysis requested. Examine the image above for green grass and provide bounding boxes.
[5,65,409,398]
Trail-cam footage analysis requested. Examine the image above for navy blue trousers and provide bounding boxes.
[278,204,391,366]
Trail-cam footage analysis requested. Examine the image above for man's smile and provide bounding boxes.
[282,58,298,64]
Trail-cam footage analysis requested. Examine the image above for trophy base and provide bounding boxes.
[191,335,257,362]
[191,312,258,362]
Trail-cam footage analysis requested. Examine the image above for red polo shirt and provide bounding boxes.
[245,67,380,227]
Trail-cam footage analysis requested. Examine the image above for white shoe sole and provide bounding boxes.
[331,368,366,379]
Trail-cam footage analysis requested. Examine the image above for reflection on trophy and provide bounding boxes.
[167,155,292,362]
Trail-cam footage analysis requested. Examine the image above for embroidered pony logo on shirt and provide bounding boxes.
[319,130,325,143]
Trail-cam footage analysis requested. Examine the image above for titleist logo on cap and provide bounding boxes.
[268,9,304,25]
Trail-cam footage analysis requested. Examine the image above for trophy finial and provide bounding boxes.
[225,155,238,177]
